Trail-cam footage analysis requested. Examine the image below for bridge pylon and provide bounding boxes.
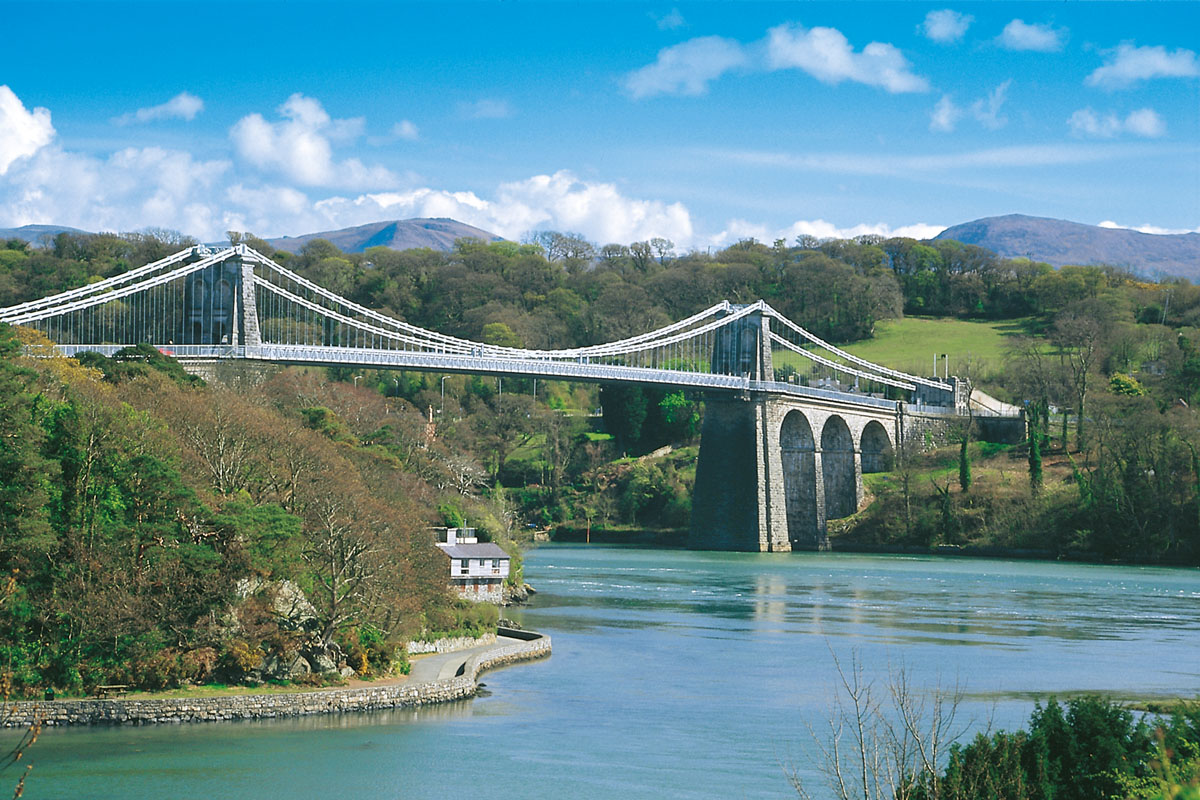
[690,309,796,552]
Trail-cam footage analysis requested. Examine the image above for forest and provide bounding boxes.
[1,225,1200,695]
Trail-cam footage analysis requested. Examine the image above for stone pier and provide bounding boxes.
[689,392,897,552]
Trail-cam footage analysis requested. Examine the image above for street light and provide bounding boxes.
[440,375,448,414]
[353,374,364,388]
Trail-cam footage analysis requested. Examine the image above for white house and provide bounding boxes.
[434,528,510,604]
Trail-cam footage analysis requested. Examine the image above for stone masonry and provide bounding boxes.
[3,633,549,728]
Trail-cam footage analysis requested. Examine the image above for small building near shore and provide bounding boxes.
[434,528,510,604]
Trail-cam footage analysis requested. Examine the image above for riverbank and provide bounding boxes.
[3,628,549,727]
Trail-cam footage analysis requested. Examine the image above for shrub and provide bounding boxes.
[216,639,263,683]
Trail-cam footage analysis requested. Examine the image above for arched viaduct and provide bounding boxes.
[689,392,902,552]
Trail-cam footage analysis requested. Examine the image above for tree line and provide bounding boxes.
[0,323,527,696]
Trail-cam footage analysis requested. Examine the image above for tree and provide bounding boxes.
[1027,404,1044,496]
[1052,302,1111,451]
[481,322,522,349]
[788,652,967,800]
[473,394,537,479]
[295,459,383,645]
[601,384,647,455]
[0,325,55,573]
[649,237,675,265]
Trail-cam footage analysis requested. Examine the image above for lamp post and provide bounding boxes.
[440,375,448,414]
[353,374,364,388]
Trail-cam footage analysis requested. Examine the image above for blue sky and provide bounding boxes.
[1,1,1197,247]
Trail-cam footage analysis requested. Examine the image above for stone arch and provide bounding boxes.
[821,415,856,520]
[780,410,819,548]
[860,420,894,473]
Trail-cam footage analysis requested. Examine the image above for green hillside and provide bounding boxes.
[841,316,1034,382]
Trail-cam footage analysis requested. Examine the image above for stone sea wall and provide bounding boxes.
[406,633,496,655]
[3,634,549,728]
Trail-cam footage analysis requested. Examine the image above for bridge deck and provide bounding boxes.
[50,343,902,411]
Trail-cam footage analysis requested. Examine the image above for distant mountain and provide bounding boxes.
[934,214,1200,280]
[0,224,91,245]
[266,218,503,255]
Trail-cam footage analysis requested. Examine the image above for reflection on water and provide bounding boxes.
[31,546,1200,800]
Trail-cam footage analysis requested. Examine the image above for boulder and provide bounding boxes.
[233,577,319,632]
[309,652,338,674]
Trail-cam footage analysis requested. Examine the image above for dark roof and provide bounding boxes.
[439,543,509,560]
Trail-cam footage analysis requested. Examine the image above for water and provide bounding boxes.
[26,547,1200,799]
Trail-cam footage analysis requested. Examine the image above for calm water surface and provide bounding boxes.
[28,547,1200,799]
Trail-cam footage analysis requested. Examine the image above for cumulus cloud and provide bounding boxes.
[1085,43,1200,89]
[230,93,396,189]
[0,85,55,175]
[113,91,204,125]
[207,170,697,247]
[624,36,747,98]
[971,80,1011,129]
[766,23,929,93]
[1097,220,1200,235]
[459,99,513,119]
[0,142,228,236]
[1068,107,1166,139]
[711,218,946,248]
[922,10,973,43]
[997,19,1065,52]
[625,24,927,98]
[930,94,962,132]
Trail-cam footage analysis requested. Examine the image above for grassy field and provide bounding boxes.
[841,316,1035,383]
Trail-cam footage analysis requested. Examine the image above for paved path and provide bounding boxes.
[407,635,525,684]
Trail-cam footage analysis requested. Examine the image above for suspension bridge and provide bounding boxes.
[0,244,994,552]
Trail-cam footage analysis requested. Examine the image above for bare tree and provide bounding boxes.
[296,466,383,645]
[1052,302,1111,451]
[788,650,968,800]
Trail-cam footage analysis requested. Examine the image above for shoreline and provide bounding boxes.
[3,628,550,728]
[549,526,1200,568]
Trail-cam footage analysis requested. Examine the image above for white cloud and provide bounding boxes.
[766,23,929,93]
[0,143,229,236]
[230,93,396,189]
[0,85,55,175]
[624,36,747,99]
[929,83,1010,132]
[711,218,946,247]
[1069,107,1166,139]
[113,91,204,125]
[997,19,1065,52]
[392,120,419,141]
[1085,43,1200,90]
[655,8,685,30]
[1097,220,1200,235]
[214,170,695,247]
[1124,108,1168,138]
[459,99,513,119]
[922,10,973,43]
[930,94,962,132]
[971,80,1011,129]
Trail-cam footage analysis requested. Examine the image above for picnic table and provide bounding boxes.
[94,684,129,699]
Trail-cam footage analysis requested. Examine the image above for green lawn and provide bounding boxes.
[841,316,1035,382]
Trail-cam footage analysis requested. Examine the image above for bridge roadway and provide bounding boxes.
[52,342,901,413]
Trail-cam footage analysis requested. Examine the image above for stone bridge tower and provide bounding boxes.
[688,306,899,552]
